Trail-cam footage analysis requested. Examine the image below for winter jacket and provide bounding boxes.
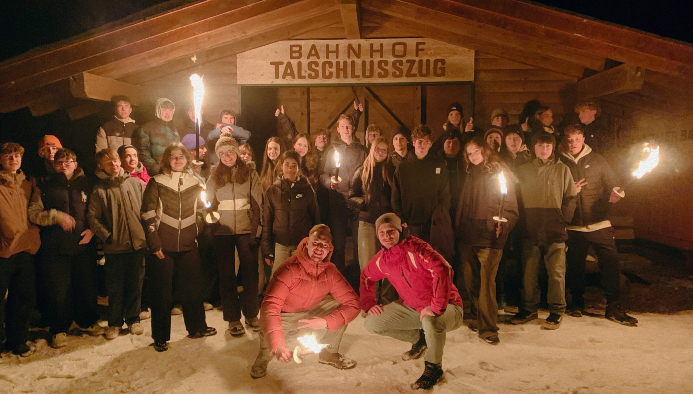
[392,153,450,226]
[349,162,393,223]
[95,116,139,153]
[129,162,151,186]
[276,113,298,149]
[390,149,414,168]
[0,170,41,258]
[178,117,214,141]
[261,237,359,353]
[557,114,608,152]
[31,168,93,255]
[432,122,481,155]
[319,138,368,198]
[360,236,462,315]
[559,145,620,227]
[261,176,319,258]
[132,118,180,176]
[206,124,251,165]
[516,157,577,243]
[500,147,532,173]
[87,168,147,254]
[455,162,519,249]
[206,169,262,237]
[142,170,205,253]
[439,151,466,218]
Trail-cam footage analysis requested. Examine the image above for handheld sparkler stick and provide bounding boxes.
[190,73,205,166]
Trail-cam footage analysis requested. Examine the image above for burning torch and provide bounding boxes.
[632,142,660,179]
[331,150,341,184]
[190,73,205,166]
[492,170,508,237]
[292,334,329,363]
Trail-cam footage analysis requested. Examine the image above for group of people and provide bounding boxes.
[0,94,638,390]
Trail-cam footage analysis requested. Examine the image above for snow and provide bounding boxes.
[2,310,693,393]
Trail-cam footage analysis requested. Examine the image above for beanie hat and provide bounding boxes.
[390,125,411,142]
[484,128,503,140]
[155,98,175,119]
[375,213,402,233]
[181,134,205,150]
[447,102,463,116]
[215,136,240,157]
[38,135,62,155]
[503,125,525,142]
[491,108,509,120]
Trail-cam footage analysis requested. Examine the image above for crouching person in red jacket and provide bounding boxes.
[251,224,359,379]
[361,213,464,390]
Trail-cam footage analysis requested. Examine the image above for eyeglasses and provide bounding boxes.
[374,148,388,155]
[218,151,236,158]
[54,160,75,166]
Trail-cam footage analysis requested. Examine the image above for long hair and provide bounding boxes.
[260,137,285,192]
[361,137,394,204]
[293,133,319,184]
[463,136,497,174]
[211,150,250,187]
[159,142,192,174]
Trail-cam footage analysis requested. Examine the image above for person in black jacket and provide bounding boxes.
[455,137,519,345]
[30,149,103,348]
[559,124,638,326]
[262,150,320,275]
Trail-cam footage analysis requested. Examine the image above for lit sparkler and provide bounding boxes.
[200,190,211,209]
[190,73,205,164]
[632,143,660,179]
[292,334,328,363]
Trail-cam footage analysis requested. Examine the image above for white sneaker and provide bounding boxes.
[105,326,120,340]
[79,323,105,336]
[51,333,68,349]
[129,322,144,335]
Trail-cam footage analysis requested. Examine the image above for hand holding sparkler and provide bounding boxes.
[274,347,293,363]
[330,150,342,188]
[292,334,329,363]
[493,171,508,237]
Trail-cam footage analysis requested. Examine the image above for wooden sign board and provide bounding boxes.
[237,39,474,85]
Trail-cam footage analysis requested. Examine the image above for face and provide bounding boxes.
[266,141,281,161]
[486,133,502,151]
[377,223,400,249]
[534,142,554,161]
[448,110,462,127]
[293,137,309,157]
[218,147,237,167]
[187,109,195,122]
[443,138,460,158]
[579,108,597,125]
[314,134,327,151]
[281,158,299,181]
[337,119,354,142]
[115,101,132,120]
[367,129,380,144]
[565,132,585,156]
[43,145,59,161]
[537,109,554,127]
[392,134,408,153]
[505,133,523,154]
[307,233,332,262]
[466,143,484,166]
[121,147,138,172]
[98,156,121,177]
[240,149,253,163]
[160,107,175,122]
[221,113,235,125]
[53,156,77,179]
[413,137,432,158]
[373,142,388,162]
[491,115,508,128]
[0,152,22,172]
[190,146,207,160]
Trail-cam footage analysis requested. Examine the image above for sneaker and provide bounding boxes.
[105,326,120,340]
[171,306,183,315]
[139,309,151,320]
[402,329,427,361]
[250,353,270,379]
[318,350,357,369]
[203,302,214,311]
[245,317,261,332]
[152,341,168,352]
[541,313,563,330]
[605,304,638,327]
[12,342,36,357]
[188,326,218,339]
[51,333,68,349]
[482,334,500,345]
[467,320,478,332]
[510,310,538,325]
[411,361,444,390]
[129,322,144,335]
[227,321,245,337]
[78,323,105,336]
[567,308,584,318]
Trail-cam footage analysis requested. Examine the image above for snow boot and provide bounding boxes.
[411,361,444,390]
[251,350,271,379]
[245,317,261,332]
[402,329,427,361]
[605,304,638,327]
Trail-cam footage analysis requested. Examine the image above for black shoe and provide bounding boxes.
[188,326,218,338]
[152,341,168,352]
[411,361,444,390]
[402,329,427,360]
[467,320,478,332]
[12,342,35,357]
[510,310,538,325]
[605,305,638,327]
[541,313,563,330]
[482,334,500,345]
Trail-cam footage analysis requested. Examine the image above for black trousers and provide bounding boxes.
[328,193,359,274]
[149,248,208,342]
[566,227,621,307]
[41,244,99,334]
[198,227,220,305]
[0,252,35,350]
[214,234,259,322]
[104,249,145,328]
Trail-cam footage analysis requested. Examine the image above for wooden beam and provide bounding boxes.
[577,64,644,101]
[0,81,70,114]
[67,100,109,120]
[69,73,150,105]
[340,0,361,39]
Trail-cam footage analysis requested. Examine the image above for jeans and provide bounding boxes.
[566,228,621,307]
[271,243,297,276]
[521,241,567,315]
[357,221,377,271]
[0,252,35,350]
[104,249,145,328]
[460,244,503,338]
[214,234,259,322]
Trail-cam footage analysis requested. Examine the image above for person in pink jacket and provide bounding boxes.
[251,224,359,379]
[360,213,464,390]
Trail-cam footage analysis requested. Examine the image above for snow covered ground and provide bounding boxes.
[2,309,693,393]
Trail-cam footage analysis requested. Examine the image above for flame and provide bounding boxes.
[200,190,211,209]
[189,74,205,126]
[333,149,341,168]
[498,170,507,195]
[297,334,327,354]
[632,144,660,179]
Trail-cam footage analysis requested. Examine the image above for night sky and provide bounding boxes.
[0,0,691,62]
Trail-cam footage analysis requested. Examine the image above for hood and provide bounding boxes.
[155,98,175,119]
[130,162,147,175]
[0,169,27,187]
[293,237,334,274]
[95,166,129,181]
[559,144,592,164]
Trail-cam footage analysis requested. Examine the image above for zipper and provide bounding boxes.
[401,269,413,288]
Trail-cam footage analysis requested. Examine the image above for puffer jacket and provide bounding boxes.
[95,116,138,153]
[349,162,393,223]
[261,237,359,352]
[133,118,180,176]
[206,169,262,237]
[87,168,147,254]
[360,236,462,315]
[0,170,41,258]
[319,138,368,199]
[142,170,205,253]
[559,145,620,227]
[261,176,319,258]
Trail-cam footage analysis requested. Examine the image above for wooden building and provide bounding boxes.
[1,0,693,252]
